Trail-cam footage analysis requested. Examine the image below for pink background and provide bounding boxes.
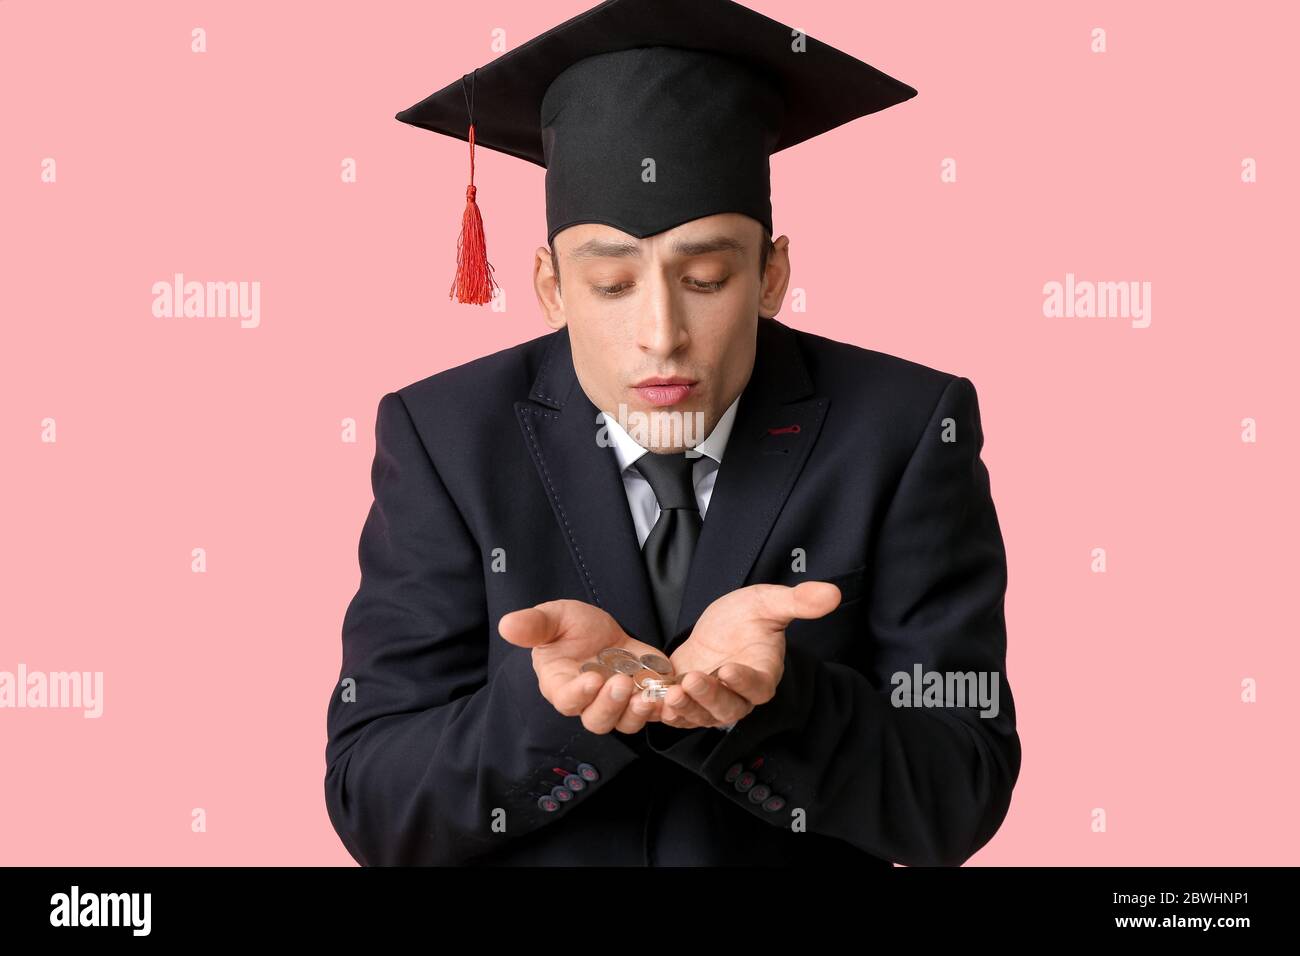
[2,0,1296,865]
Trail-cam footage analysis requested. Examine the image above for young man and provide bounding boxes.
[325,0,1021,866]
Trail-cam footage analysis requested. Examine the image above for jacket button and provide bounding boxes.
[537,794,561,812]
[761,794,786,812]
[734,771,756,793]
[562,773,586,792]
[551,785,574,803]
[577,762,600,782]
[724,762,744,783]
[748,783,771,803]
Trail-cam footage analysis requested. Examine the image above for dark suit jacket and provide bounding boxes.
[324,316,1021,866]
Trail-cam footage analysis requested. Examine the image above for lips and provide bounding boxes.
[632,377,697,407]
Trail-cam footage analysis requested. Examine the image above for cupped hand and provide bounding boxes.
[498,599,670,735]
[659,581,843,730]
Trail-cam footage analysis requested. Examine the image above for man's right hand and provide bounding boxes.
[498,599,668,735]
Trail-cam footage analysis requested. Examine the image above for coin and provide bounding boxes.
[639,654,672,675]
[639,681,670,702]
[597,647,638,666]
[582,648,681,699]
[635,662,687,695]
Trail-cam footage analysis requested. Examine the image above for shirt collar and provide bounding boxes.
[602,392,742,474]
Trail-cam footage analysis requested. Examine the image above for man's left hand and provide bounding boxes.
[657,581,843,730]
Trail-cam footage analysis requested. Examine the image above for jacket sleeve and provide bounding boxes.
[643,375,1021,866]
[325,391,641,865]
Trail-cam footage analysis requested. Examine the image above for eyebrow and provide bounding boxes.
[567,234,747,260]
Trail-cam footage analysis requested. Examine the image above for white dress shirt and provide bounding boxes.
[600,394,743,732]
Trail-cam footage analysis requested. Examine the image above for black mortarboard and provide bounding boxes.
[395,0,917,304]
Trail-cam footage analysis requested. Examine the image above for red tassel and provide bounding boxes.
[449,123,498,305]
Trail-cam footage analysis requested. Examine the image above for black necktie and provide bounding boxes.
[635,452,703,639]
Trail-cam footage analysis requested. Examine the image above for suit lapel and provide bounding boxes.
[515,328,665,648]
[669,318,827,653]
[515,317,827,656]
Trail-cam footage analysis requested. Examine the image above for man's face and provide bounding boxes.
[533,213,790,454]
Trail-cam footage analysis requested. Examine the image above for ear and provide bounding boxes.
[534,245,566,330]
[759,235,791,319]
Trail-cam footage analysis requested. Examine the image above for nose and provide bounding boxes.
[636,273,689,358]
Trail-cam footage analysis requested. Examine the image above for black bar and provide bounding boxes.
[0,865,1284,940]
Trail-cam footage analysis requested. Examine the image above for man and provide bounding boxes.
[325,0,1021,866]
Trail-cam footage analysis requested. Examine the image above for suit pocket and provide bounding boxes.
[817,564,868,606]
[782,563,869,664]
[762,563,869,606]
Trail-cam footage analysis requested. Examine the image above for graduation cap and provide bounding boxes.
[395,0,917,304]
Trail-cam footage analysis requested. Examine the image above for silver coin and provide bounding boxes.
[639,654,672,675]
[636,670,686,690]
[597,647,638,666]
[612,657,645,676]
[640,683,669,702]
[580,661,615,679]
